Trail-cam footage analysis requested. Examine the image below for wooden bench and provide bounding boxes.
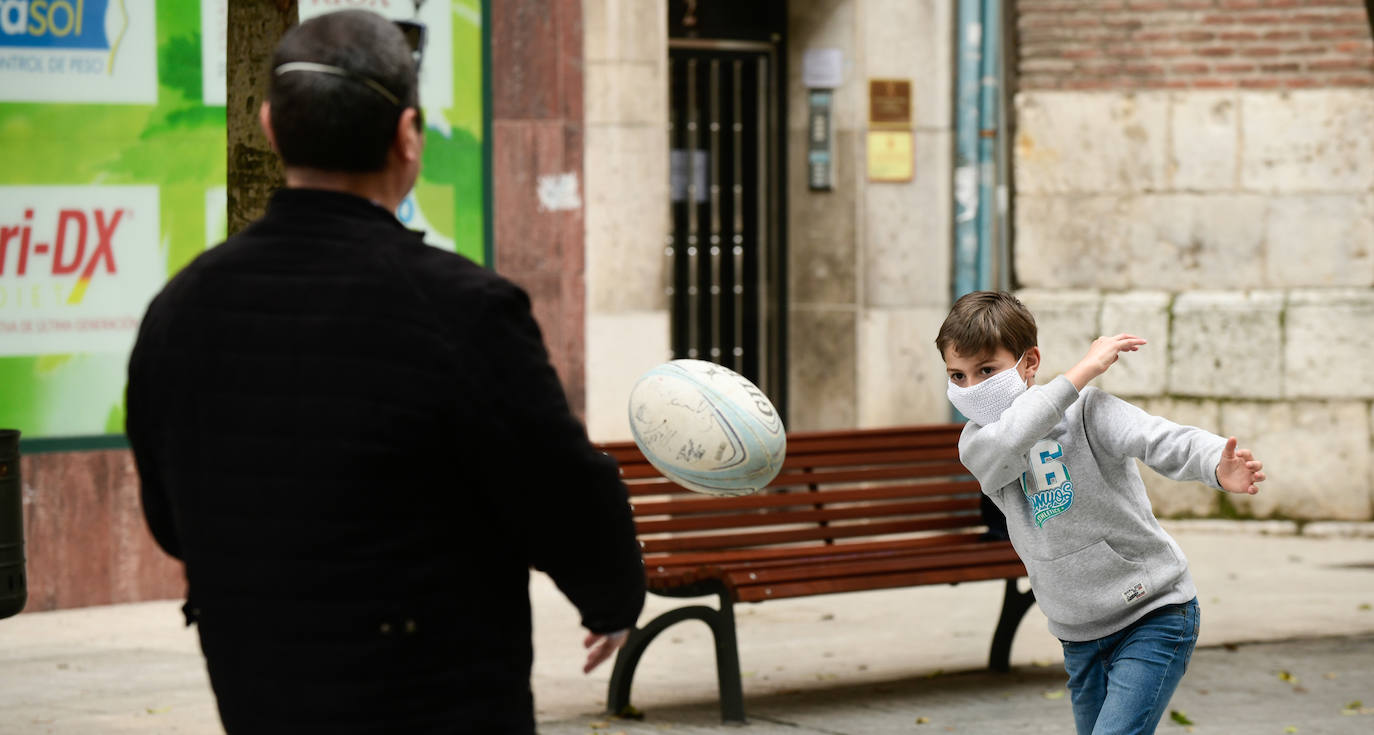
[596,423,1036,723]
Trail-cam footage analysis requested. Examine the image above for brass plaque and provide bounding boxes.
[868,79,911,126]
[867,130,913,182]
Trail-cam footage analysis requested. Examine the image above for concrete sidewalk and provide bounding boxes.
[2,525,1373,734]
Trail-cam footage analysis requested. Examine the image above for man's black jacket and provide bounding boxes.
[126,189,646,734]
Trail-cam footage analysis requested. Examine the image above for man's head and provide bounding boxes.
[936,291,1040,389]
[261,10,422,198]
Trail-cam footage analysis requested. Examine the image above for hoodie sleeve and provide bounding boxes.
[959,376,1080,493]
[1082,389,1227,489]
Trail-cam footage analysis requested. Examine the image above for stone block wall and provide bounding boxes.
[1013,289,1374,520]
[1010,3,1374,520]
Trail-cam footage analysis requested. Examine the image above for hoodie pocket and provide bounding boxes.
[1027,539,1153,628]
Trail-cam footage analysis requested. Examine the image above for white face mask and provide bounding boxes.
[947,355,1028,426]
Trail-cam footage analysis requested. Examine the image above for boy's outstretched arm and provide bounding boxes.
[1064,333,1147,391]
[1215,437,1265,495]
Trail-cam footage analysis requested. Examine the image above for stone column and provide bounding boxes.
[581,0,671,440]
[490,0,590,413]
[786,0,955,430]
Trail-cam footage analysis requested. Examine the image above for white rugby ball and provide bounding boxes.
[627,359,786,496]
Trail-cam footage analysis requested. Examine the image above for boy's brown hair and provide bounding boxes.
[935,291,1038,361]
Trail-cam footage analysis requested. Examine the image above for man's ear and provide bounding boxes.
[393,107,423,163]
[1022,346,1042,385]
[258,102,280,154]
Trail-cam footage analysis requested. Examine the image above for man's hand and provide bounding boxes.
[583,629,629,674]
[1065,333,1148,391]
[1216,437,1265,495]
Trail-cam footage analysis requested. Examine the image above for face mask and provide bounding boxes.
[947,355,1028,426]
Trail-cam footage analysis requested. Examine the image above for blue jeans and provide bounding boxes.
[1060,598,1200,735]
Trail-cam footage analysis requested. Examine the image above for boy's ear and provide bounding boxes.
[1022,346,1041,384]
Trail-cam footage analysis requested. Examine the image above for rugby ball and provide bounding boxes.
[627,360,786,496]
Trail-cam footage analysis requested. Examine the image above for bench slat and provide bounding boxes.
[675,540,1010,576]
[633,497,979,534]
[641,532,988,570]
[625,461,973,495]
[632,479,979,517]
[639,515,982,553]
[722,546,1021,586]
[734,561,1028,602]
[600,424,965,462]
[646,541,1006,587]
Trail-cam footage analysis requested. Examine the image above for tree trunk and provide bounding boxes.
[227,1,298,236]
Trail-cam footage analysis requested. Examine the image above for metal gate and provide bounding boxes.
[667,39,785,413]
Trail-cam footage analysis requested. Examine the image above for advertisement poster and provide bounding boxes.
[0,0,487,445]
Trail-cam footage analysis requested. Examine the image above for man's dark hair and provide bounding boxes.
[935,290,1039,361]
[268,11,419,173]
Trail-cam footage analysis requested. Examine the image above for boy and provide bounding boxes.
[936,291,1265,735]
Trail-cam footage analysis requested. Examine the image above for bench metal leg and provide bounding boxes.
[988,578,1036,672]
[607,585,746,724]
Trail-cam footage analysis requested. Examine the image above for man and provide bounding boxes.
[126,11,645,733]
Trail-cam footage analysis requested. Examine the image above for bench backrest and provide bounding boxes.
[598,424,987,561]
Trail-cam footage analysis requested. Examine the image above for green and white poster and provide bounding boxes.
[0,0,487,447]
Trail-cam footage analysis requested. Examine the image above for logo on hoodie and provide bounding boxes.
[1021,439,1074,528]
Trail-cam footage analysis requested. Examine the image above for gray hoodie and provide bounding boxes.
[959,376,1226,642]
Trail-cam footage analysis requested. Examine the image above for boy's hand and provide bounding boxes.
[1065,333,1147,391]
[1215,437,1264,495]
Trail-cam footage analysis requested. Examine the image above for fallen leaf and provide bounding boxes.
[589,722,608,729]
[614,704,644,720]
[820,613,835,621]
[1031,659,1051,668]
[916,716,930,724]
[1277,670,1299,684]
[925,669,944,679]
[146,707,171,715]
[1285,727,1298,733]
[1341,700,1366,716]
[1042,689,1066,700]
[1170,710,1195,726]
[1223,643,1239,652]
[1324,672,1338,680]
[1359,604,1371,611]
[857,664,869,671]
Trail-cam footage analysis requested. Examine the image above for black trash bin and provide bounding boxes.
[0,429,26,620]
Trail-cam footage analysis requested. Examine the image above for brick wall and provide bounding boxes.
[1015,0,1374,90]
